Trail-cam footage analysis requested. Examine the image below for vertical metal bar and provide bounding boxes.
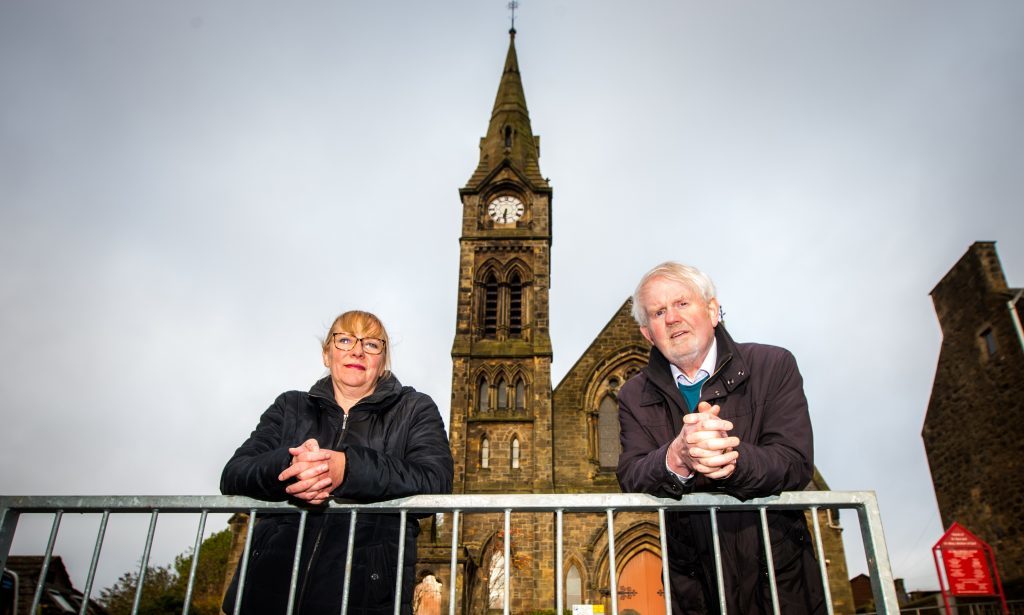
[556,509,564,615]
[340,510,358,615]
[503,509,511,615]
[857,495,900,614]
[658,508,672,615]
[0,505,19,572]
[232,510,258,615]
[131,510,160,615]
[0,506,18,615]
[932,544,953,615]
[449,511,460,615]
[393,510,408,615]
[606,509,618,615]
[758,507,781,615]
[809,507,835,615]
[78,510,110,615]
[30,510,63,615]
[1009,291,1024,355]
[709,507,727,615]
[285,509,309,615]
[182,510,208,615]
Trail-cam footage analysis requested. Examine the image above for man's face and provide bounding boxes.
[638,276,720,374]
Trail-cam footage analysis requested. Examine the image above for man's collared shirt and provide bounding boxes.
[666,336,719,484]
[670,336,718,386]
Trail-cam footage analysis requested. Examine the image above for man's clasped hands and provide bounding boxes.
[667,401,740,481]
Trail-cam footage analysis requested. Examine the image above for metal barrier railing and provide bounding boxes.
[862,600,1024,615]
[0,491,900,615]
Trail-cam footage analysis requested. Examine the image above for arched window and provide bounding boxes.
[481,435,490,469]
[514,378,525,411]
[478,378,489,414]
[503,125,513,149]
[488,547,506,609]
[565,565,582,608]
[509,272,523,336]
[497,378,508,410]
[483,273,498,338]
[598,395,620,469]
[511,437,520,469]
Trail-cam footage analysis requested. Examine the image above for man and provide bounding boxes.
[617,262,825,615]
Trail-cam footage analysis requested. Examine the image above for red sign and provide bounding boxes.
[940,547,994,595]
[939,524,985,549]
[936,524,995,596]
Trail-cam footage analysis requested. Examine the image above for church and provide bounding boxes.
[411,27,856,615]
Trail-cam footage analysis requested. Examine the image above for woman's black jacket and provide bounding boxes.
[220,373,454,615]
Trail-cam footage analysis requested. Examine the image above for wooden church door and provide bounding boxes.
[615,550,665,615]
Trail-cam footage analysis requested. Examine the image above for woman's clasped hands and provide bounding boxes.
[278,438,347,505]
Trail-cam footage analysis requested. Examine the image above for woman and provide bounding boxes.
[221,310,454,615]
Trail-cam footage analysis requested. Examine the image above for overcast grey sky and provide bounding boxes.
[2,0,1022,596]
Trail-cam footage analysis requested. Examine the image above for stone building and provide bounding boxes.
[849,574,910,613]
[2,556,108,614]
[807,471,855,615]
[923,241,1024,597]
[419,27,855,615]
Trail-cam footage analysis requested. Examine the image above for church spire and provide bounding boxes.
[465,29,546,189]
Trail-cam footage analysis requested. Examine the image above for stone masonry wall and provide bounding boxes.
[924,241,1024,596]
[552,299,649,492]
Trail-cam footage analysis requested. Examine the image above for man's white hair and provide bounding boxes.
[631,261,717,327]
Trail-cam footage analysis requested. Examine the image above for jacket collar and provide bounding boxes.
[639,324,750,406]
[309,373,403,413]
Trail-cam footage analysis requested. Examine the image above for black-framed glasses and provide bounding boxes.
[332,332,386,355]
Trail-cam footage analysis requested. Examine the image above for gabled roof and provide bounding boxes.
[3,556,108,614]
[554,298,650,393]
[5,555,73,589]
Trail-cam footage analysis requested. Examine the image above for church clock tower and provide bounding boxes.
[449,28,553,498]
[443,29,557,612]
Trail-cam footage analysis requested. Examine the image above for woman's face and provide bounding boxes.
[323,328,386,399]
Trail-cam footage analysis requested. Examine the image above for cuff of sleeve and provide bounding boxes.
[665,459,694,486]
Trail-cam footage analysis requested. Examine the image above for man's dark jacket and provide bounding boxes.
[617,325,825,615]
[220,374,454,615]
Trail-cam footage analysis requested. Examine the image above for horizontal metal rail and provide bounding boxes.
[861,600,1024,615]
[0,491,901,614]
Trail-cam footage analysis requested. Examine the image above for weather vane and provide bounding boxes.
[508,0,519,31]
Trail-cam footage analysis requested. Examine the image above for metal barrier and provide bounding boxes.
[1,491,899,615]
[862,601,1024,615]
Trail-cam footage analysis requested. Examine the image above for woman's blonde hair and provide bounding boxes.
[322,310,392,377]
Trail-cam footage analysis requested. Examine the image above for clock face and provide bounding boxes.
[487,195,525,224]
